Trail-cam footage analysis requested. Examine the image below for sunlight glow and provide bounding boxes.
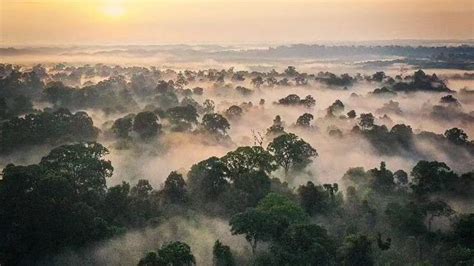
[103,4,125,18]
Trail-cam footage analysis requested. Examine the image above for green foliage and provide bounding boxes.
[0,142,120,264]
[155,81,180,110]
[202,113,230,136]
[271,224,336,265]
[296,113,314,127]
[267,133,318,176]
[256,193,309,225]
[45,78,138,113]
[40,142,113,202]
[368,162,395,193]
[112,114,135,138]
[421,199,454,231]
[133,111,161,139]
[187,157,230,202]
[232,170,271,209]
[0,108,99,154]
[166,105,199,131]
[359,113,375,129]
[126,180,160,227]
[157,241,195,266]
[229,208,274,254]
[327,99,345,117]
[410,161,458,195]
[298,181,342,215]
[188,146,277,214]
[221,146,277,178]
[0,95,34,119]
[138,251,164,266]
[443,246,474,265]
[385,202,426,236]
[138,241,195,266]
[224,105,243,120]
[266,115,285,137]
[161,171,188,204]
[230,193,308,253]
[444,127,469,145]
[338,234,374,266]
[452,214,474,249]
[213,240,235,266]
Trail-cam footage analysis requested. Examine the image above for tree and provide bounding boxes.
[359,113,375,129]
[338,234,373,266]
[284,66,298,76]
[452,214,474,249]
[393,169,408,186]
[0,109,99,154]
[278,94,301,105]
[256,193,309,227]
[230,193,308,254]
[267,133,318,177]
[44,81,75,106]
[296,113,314,128]
[371,71,386,82]
[187,157,230,201]
[271,224,336,266]
[0,142,119,264]
[9,95,34,116]
[203,99,215,114]
[298,181,333,215]
[266,115,285,137]
[202,113,230,136]
[368,161,395,193]
[128,180,160,227]
[251,76,264,88]
[158,241,195,266]
[104,181,131,222]
[221,146,277,178]
[327,100,344,117]
[376,233,391,251]
[229,208,273,254]
[347,110,356,119]
[155,81,179,109]
[231,170,272,208]
[133,111,161,139]
[39,142,113,200]
[166,105,199,131]
[213,240,235,266]
[138,242,195,266]
[0,97,7,119]
[224,105,243,120]
[422,200,454,231]
[138,251,164,266]
[112,114,134,138]
[410,161,458,195]
[235,86,253,96]
[390,124,413,147]
[385,202,426,237]
[444,128,468,145]
[161,171,187,204]
[301,95,316,108]
[192,87,204,95]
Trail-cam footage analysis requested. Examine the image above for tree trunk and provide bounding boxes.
[428,216,434,232]
[251,239,257,255]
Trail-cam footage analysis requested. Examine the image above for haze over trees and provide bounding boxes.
[0,50,473,265]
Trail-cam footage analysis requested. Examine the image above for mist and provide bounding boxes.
[1,43,473,265]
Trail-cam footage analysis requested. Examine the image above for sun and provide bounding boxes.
[103,4,126,18]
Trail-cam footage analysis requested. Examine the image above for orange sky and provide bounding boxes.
[1,0,473,46]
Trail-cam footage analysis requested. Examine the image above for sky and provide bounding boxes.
[1,0,473,46]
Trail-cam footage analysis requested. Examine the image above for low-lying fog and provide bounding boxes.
[1,49,473,265]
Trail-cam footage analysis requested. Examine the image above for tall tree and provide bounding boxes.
[267,133,318,176]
